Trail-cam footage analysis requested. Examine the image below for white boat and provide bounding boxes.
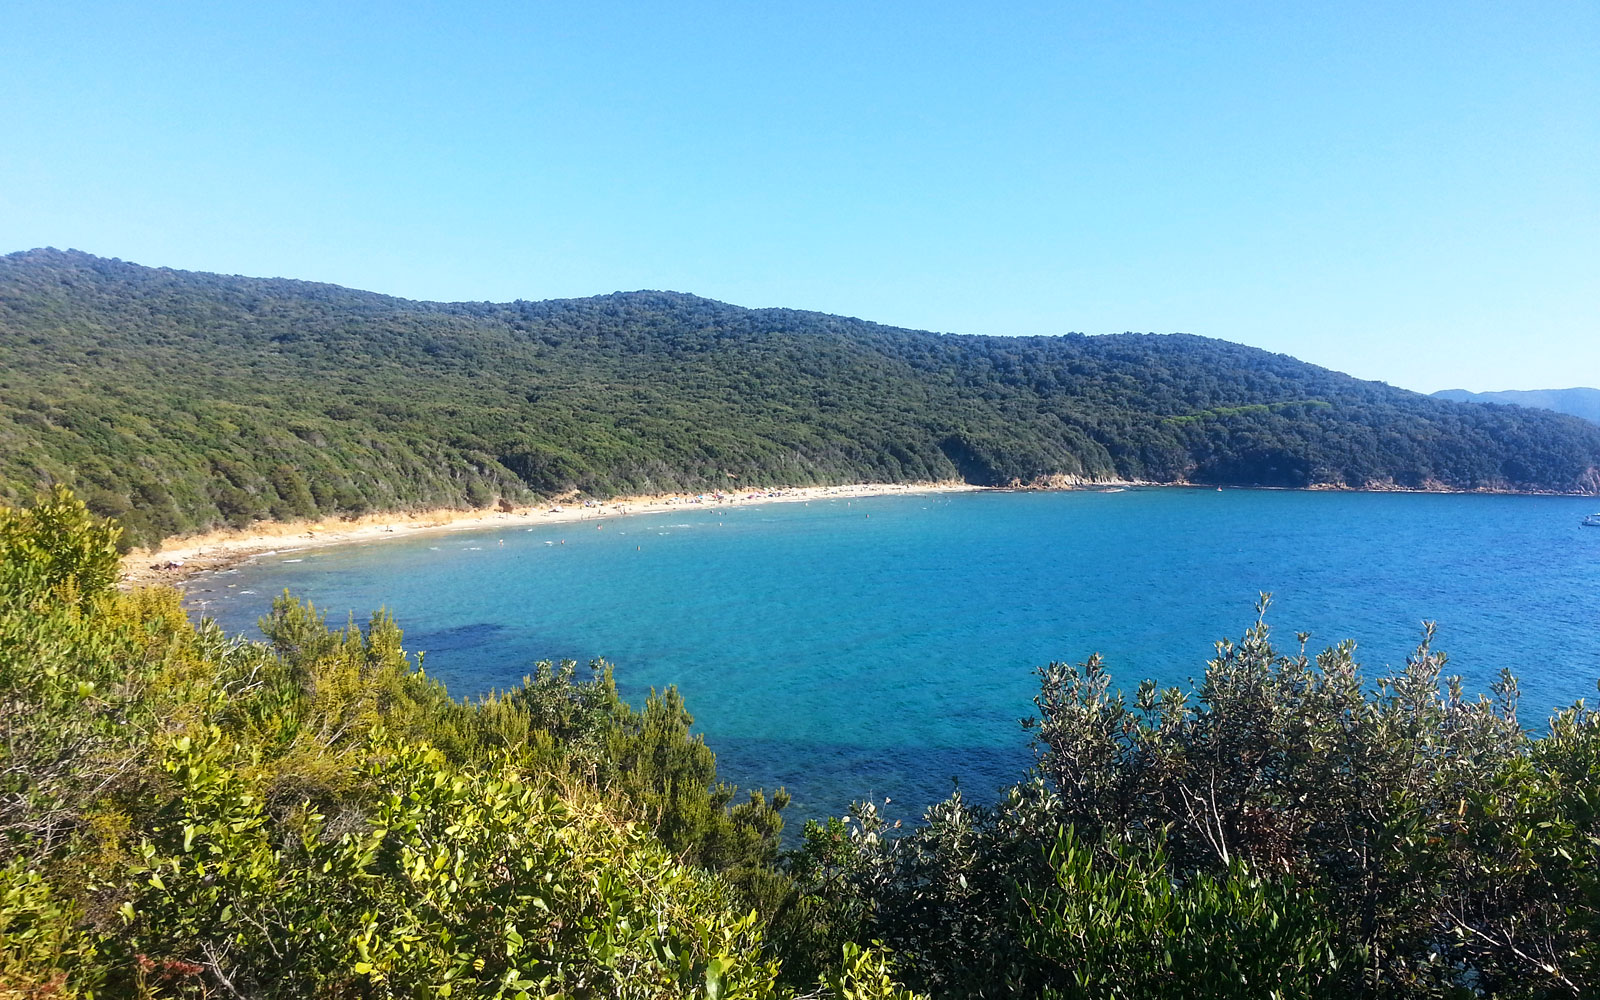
[1584,513,1600,527]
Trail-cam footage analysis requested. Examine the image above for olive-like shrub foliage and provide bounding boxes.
[774,787,1350,999]
[777,600,1597,999]
[1027,601,1598,996]
[113,733,778,999]
[0,490,920,999]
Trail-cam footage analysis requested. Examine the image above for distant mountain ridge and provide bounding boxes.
[1432,387,1600,426]
[3,248,1599,547]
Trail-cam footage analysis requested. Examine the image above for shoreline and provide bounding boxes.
[119,476,1594,591]
[120,481,985,590]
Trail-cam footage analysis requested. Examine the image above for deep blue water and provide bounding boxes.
[198,489,1600,826]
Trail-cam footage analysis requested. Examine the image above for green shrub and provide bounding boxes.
[115,731,779,998]
[0,489,831,998]
[778,602,1599,998]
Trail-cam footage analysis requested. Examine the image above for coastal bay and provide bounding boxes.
[120,480,983,589]
[201,487,1600,825]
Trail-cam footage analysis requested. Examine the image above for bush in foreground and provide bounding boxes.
[777,603,1598,998]
[0,490,916,998]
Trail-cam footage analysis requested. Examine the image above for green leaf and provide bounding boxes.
[705,957,728,1000]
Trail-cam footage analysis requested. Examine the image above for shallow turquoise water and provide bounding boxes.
[199,489,1600,825]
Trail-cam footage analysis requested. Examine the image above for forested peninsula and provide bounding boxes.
[4,249,1599,549]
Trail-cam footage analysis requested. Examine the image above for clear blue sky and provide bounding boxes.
[3,1,1594,392]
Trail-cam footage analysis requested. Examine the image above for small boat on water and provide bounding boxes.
[1584,513,1600,527]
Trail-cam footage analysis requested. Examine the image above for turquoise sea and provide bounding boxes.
[200,489,1600,826]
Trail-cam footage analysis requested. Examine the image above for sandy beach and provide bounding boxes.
[120,481,984,590]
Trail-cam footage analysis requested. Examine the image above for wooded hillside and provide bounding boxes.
[5,249,1598,547]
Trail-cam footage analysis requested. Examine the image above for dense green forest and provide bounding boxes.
[4,491,1596,998]
[4,249,1598,548]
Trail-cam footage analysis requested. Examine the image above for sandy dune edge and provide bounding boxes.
[120,482,984,589]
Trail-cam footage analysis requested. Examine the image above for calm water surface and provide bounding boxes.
[200,490,1600,825]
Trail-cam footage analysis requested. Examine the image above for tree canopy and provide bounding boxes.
[5,249,1598,548]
